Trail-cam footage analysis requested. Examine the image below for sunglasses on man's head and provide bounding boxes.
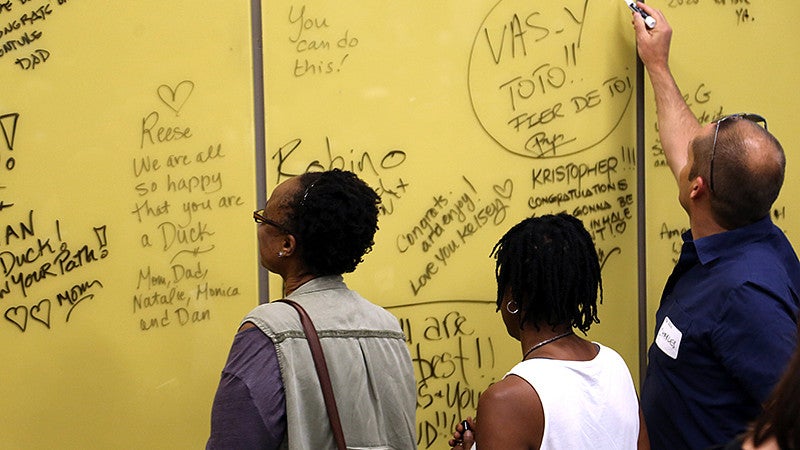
[709,113,768,192]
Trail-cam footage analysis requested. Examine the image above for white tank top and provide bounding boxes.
[505,343,640,450]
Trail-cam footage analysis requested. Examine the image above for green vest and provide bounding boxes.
[245,276,417,450]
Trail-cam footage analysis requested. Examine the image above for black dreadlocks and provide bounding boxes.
[491,213,601,333]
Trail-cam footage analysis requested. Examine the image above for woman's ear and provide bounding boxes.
[281,233,297,256]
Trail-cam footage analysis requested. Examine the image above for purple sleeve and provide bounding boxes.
[207,327,286,450]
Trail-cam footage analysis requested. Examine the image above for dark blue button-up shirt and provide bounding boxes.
[642,216,800,450]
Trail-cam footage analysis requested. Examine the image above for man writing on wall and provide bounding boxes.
[632,4,800,449]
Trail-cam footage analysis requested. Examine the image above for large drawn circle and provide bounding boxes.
[469,0,633,158]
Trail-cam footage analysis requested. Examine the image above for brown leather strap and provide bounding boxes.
[277,299,347,450]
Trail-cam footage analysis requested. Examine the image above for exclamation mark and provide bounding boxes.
[487,336,495,368]
[0,112,19,171]
[435,410,444,428]
[462,176,477,194]
[621,145,636,166]
[399,317,413,344]
[475,337,482,368]
[94,225,109,258]
[0,113,19,211]
[564,42,577,66]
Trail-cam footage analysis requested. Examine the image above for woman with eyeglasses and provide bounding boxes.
[449,213,649,450]
[207,169,416,450]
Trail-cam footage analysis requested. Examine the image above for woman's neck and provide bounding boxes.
[282,272,317,296]
[519,324,574,358]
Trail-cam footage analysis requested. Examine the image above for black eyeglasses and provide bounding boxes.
[253,209,293,235]
[709,113,768,192]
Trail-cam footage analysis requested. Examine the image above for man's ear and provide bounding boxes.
[689,176,708,199]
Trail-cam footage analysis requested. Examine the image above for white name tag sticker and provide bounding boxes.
[655,316,682,359]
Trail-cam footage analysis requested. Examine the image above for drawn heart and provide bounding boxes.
[493,179,513,199]
[157,80,195,116]
[30,299,51,329]
[4,305,28,332]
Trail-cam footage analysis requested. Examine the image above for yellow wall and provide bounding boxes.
[0,1,256,448]
[262,1,640,448]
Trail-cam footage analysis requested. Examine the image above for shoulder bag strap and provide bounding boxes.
[276,299,347,450]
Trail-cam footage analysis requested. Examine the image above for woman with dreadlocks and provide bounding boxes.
[450,213,649,450]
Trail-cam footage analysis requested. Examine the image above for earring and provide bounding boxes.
[278,251,285,257]
[506,301,519,314]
